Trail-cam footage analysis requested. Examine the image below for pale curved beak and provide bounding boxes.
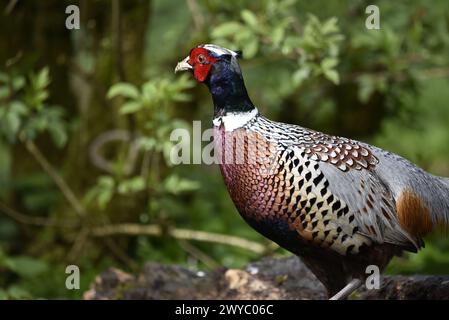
[175,56,193,73]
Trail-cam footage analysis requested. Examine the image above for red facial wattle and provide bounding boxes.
[189,47,218,82]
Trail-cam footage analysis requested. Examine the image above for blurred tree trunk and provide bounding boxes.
[0,0,151,253]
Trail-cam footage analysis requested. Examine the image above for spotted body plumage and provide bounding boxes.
[215,124,371,257]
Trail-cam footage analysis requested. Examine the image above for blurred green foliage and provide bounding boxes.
[0,68,68,146]
[0,0,449,299]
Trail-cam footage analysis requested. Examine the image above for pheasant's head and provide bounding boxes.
[175,44,254,116]
[175,44,242,83]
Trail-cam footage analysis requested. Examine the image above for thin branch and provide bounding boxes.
[186,0,204,31]
[418,67,449,79]
[178,239,220,269]
[67,226,90,262]
[5,51,23,68]
[112,0,126,82]
[16,134,101,262]
[111,0,137,136]
[4,0,18,15]
[0,201,271,255]
[0,201,78,228]
[102,237,139,270]
[91,223,269,254]
[19,134,86,218]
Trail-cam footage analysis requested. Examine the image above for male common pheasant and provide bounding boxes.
[175,44,449,299]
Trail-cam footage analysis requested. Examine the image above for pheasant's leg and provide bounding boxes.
[329,279,362,300]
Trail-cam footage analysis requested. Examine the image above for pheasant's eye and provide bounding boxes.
[197,54,207,64]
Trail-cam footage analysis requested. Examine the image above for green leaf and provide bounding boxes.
[10,100,28,115]
[321,57,338,70]
[172,92,191,102]
[98,176,115,189]
[107,82,140,99]
[48,123,68,148]
[142,82,158,100]
[211,22,243,38]
[118,176,146,194]
[292,68,310,86]
[97,190,113,209]
[163,175,200,195]
[119,101,142,114]
[12,75,25,91]
[4,256,48,278]
[6,110,21,135]
[6,285,31,299]
[321,17,339,34]
[241,10,258,28]
[85,175,115,209]
[242,38,259,58]
[175,73,195,89]
[137,136,157,151]
[35,67,50,89]
[272,26,285,47]
[323,69,340,85]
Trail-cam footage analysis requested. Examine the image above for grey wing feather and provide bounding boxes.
[318,160,419,249]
